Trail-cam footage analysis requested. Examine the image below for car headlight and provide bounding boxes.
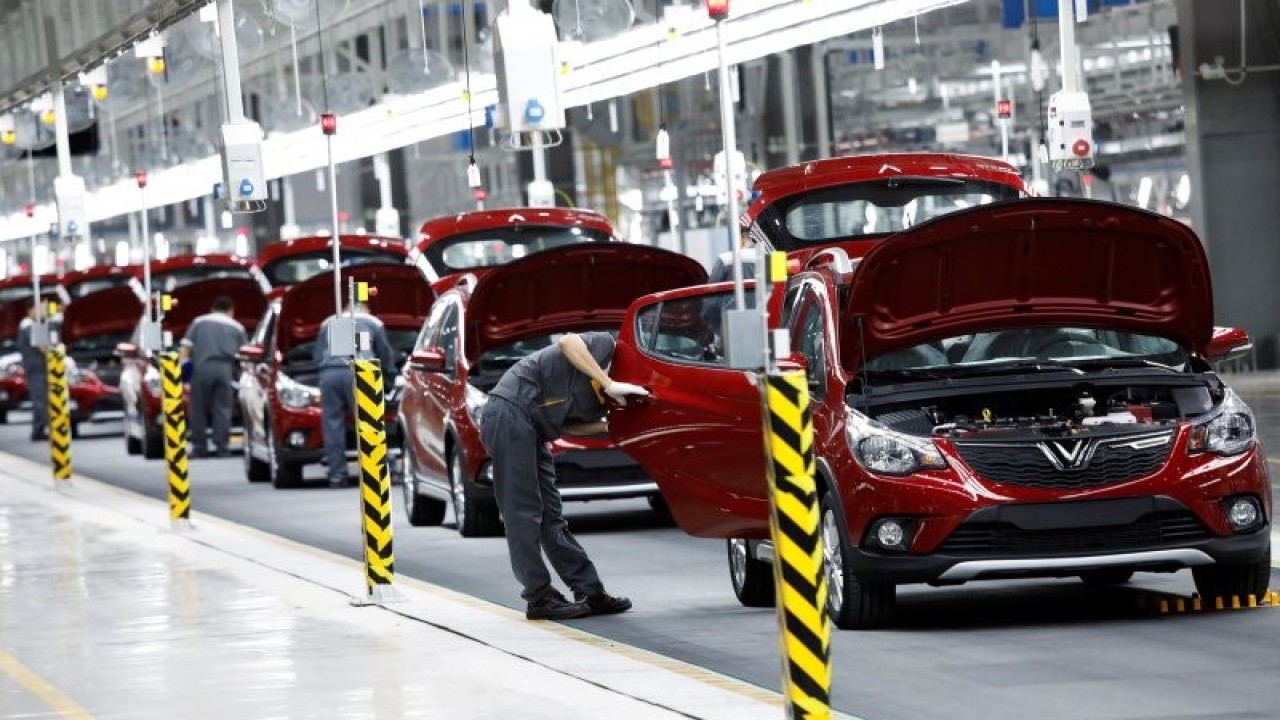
[1188,389,1255,456]
[847,409,947,476]
[4,362,22,377]
[276,372,320,410]
[465,383,488,423]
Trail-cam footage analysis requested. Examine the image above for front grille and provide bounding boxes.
[938,510,1212,555]
[954,431,1172,489]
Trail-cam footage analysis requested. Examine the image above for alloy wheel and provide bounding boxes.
[821,507,845,615]
[729,538,750,591]
[450,454,467,528]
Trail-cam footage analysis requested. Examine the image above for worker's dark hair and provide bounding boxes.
[211,295,235,313]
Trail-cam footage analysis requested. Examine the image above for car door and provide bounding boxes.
[241,306,277,450]
[607,285,773,539]
[402,298,450,485]
[418,301,460,485]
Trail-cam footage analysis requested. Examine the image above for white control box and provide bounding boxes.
[1046,90,1095,171]
[221,121,269,212]
[54,174,90,240]
[492,5,565,133]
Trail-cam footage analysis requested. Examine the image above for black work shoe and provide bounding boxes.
[577,592,633,616]
[327,475,347,488]
[526,591,591,621]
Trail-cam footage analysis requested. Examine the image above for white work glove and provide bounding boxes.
[604,381,649,406]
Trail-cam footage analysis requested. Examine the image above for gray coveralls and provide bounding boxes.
[479,332,613,603]
[183,312,247,455]
[313,313,396,479]
[16,317,48,437]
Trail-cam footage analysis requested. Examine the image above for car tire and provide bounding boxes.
[821,492,895,629]
[70,421,80,439]
[1079,569,1134,587]
[728,538,776,607]
[402,443,446,526]
[267,423,302,489]
[125,429,142,455]
[1192,547,1272,601]
[0,408,8,424]
[243,432,271,483]
[648,493,674,523]
[142,423,164,460]
[450,449,502,537]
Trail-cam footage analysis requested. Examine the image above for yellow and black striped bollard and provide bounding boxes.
[160,352,192,527]
[46,346,72,482]
[762,370,832,720]
[353,358,398,603]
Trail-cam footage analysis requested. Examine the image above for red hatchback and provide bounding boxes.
[398,243,706,534]
[256,234,408,296]
[0,277,63,424]
[60,286,142,432]
[237,263,431,488]
[118,277,267,458]
[609,197,1272,628]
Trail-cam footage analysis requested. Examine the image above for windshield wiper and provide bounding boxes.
[943,360,1087,377]
[864,368,947,382]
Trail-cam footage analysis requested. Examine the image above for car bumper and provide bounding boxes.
[467,447,657,501]
[275,411,402,467]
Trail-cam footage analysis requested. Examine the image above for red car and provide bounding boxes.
[610,194,1271,629]
[257,234,408,298]
[118,277,267,458]
[409,207,616,292]
[59,285,143,433]
[0,276,63,424]
[397,243,707,535]
[237,263,431,488]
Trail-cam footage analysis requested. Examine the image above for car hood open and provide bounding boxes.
[465,244,707,361]
[277,264,433,353]
[62,287,144,343]
[160,278,268,340]
[841,199,1214,368]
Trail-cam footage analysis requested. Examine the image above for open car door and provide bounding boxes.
[607,284,772,539]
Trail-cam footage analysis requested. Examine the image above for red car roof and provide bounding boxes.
[256,235,408,265]
[415,207,615,253]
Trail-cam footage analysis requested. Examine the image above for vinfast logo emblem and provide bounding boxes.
[1039,438,1094,470]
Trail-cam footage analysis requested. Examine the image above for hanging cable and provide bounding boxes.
[314,0,332,113]
[461,0,479,181]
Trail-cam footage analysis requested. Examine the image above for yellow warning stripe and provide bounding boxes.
[0,647,94,719]
[160,353,190,521]
[354,359,395,590]
[763,370,831,719]
[46,348,72,481]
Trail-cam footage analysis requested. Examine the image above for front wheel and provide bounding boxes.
[402,442,446,526]
[821,493,895,629]
[450,450,502,537]
[142,423,164,460]
[1192,549,1272,601]
[728,538,775,607]
[243,430,270,483]
[267,423,302,489]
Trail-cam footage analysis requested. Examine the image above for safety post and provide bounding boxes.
[761,369,832,719]
[46,345,72,482]
[160,351,192,528]
[350,280,399,604]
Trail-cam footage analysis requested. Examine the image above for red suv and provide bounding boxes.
[237,263,431,488]
[409,207,616,292]
[398,242,706,534]
[610,195,1272,629]
[256,234,408,296]
[118,276,267,458]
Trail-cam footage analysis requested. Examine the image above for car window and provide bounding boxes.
[437,305,459,372]
[792,299,827,396]
[634,289,755,367]
[422,225,611,277]
[259,249,404,286]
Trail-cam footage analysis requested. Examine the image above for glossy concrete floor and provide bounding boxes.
[0,456,802,720]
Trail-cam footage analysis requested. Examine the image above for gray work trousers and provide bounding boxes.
[189,362,234,454]
[23,361,47,431]
[318,366,353,478]
[479,396,604,603]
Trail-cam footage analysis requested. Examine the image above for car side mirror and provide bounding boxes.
[237,344,265,363]
[115,341,138,359]
[409,347,448,372]
[1205,327,1252,363]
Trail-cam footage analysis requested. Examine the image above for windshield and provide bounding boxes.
[260,249,405,287]
[420,225,610,278]
[153,267,254,293]
[282,329,419,384]
[65,276,132,299]
[67,330,133,358]
[763,178,1020,250]
[0,287,33,304]
[865,328,1188,376]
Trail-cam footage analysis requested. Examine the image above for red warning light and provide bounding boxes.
[337,211,350,222]
[135,171,148,188]
[1072,138,1091,157]
[320,113,337,135]
[996,100,1012,119]
[705,0,729,20]
[24,204,34,218]
[472,188,488,201]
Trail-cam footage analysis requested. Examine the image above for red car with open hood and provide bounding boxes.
[0,276,63,423]
[608,168,1269,629]
[256,234,409,298]
[237,263,432,487]
[398,242,706,534]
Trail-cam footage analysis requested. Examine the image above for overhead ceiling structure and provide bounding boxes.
[0,0,973,241]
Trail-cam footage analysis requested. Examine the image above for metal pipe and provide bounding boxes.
[780,50,799,166]
[1057,0,1079,94]
[141,193,152,324]
[26,152,40,321]
[327,134,342,317]
[716,18,743,312]
[51,84,72,177]
[217,0,246,122]
[812,44,830,160]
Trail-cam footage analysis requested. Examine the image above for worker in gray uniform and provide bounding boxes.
[479,331,647,620]
[16,301,49,441]
[181,296,248,458]
[313,301,396,487]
